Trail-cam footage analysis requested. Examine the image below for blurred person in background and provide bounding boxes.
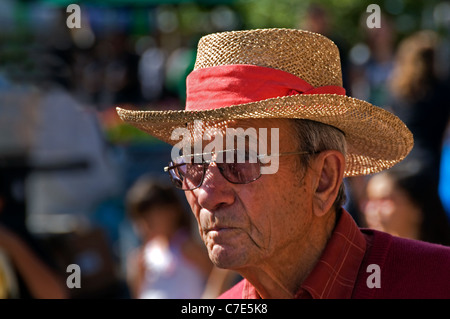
[363,168,450,246]
[0,174,68,299]
[388,30,450,186]
[344,15,398,227]
[125,176,212,299]
[0,225,68,299]
[350,13,396,108]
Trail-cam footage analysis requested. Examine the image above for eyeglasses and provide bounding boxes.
[164,149,313,191]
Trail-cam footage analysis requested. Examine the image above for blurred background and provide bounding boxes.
[0,0,449,299]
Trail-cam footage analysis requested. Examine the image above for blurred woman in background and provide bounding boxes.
[388,30,450,185]
[363,168,450,246]
[125,176,212,299]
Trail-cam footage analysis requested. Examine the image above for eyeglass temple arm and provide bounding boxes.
[257,151,312,158]
[164,163,186,172]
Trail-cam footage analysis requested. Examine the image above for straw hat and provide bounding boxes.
[116,28,413,177]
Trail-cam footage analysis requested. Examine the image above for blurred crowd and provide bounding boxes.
[0,0,449,299]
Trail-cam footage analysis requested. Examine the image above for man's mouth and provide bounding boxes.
[206,226,237,234]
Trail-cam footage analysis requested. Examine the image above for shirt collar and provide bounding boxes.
[242,208,367,299]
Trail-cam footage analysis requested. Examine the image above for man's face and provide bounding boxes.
[364,173,421,238]
[184,119,317,270]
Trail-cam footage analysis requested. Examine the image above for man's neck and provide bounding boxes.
[236,210,337,299]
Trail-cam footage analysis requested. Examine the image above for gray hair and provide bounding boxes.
[291,119,347,210]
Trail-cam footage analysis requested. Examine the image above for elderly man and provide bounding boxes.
[117,28,450,299]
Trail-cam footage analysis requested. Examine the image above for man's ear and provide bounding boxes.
[311,150,345,217]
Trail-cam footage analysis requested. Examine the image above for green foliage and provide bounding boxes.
[234,0,447,47]
[105,123,160,144]
[235,0,371,42]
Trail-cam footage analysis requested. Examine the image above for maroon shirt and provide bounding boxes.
[219,209,450,299]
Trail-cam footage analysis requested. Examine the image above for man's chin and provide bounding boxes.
[209,244,247,269]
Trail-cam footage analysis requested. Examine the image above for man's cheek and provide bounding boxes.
[185,193,202,223]
[184,192,196,211]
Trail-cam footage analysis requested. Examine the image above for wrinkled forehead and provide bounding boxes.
[169,118,297,159]
[180,118,296,145]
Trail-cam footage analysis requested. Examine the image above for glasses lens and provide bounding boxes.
[218,162,261,184]
[167,161,183,189]
[218,150,261,184]
[167,149,263,189]
[168,162,204,190]
[184,163,204,190]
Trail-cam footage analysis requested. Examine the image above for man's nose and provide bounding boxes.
[194,163,235,211]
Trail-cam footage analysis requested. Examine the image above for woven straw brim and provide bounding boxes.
[116,93,413,177]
